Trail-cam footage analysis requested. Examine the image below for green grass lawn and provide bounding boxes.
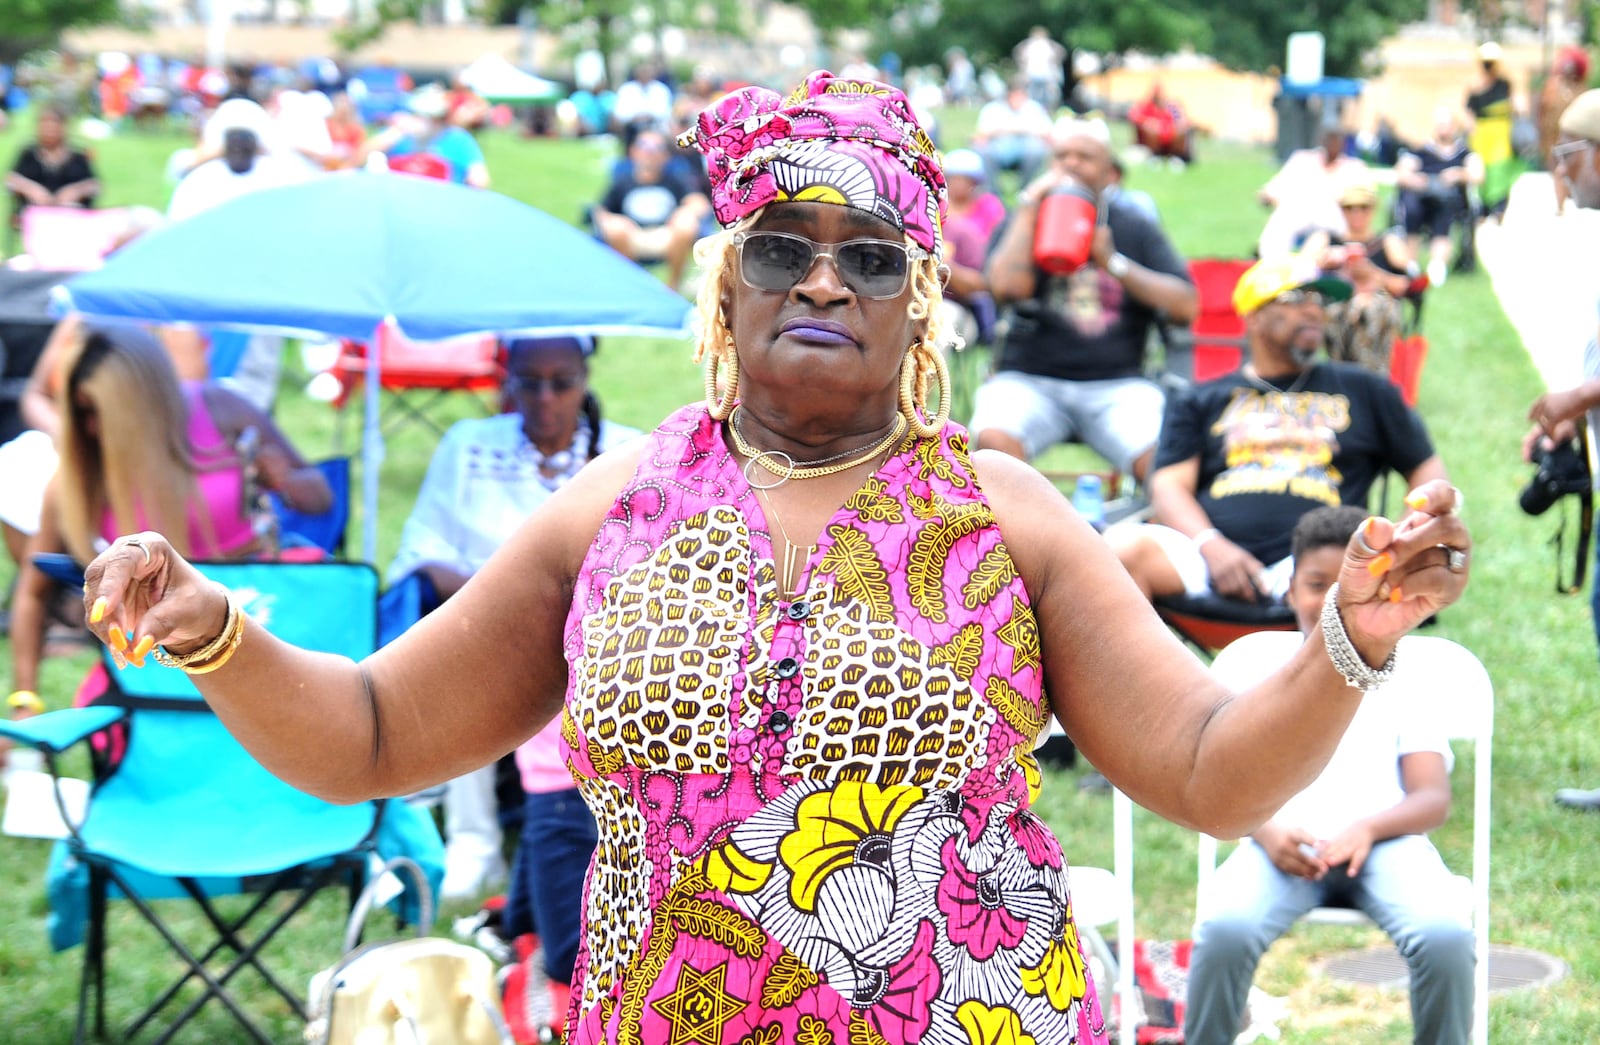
[1,111,1596,1042]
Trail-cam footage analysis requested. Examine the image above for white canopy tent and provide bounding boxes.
[457,55,564,105]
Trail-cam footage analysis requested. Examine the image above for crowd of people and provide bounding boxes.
[3,34,1598,1044]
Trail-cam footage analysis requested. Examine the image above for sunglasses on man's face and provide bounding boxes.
[1268,288,1326,308]
[733,231,925,299]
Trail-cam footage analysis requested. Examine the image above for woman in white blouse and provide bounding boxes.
[387,335,639,901]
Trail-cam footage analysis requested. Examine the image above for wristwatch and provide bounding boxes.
[1105,253,1132,280]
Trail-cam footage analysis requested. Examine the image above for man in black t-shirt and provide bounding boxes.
[1109,259,1446,603]
[591,128,710,292]
[972,117,1197,484]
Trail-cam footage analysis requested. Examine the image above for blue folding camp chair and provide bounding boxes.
[269,457,353,557]
[0,560,444,1045]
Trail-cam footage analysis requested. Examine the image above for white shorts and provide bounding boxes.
[1134,522,1294,601]
[0,429,57,535]
[968,370,1164,475]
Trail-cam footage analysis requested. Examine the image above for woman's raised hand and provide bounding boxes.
[83,533,229,669]
[1333,480,1470,650]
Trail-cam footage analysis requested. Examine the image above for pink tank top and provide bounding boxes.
[100,383,255,557]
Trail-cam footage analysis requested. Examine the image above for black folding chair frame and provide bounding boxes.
[74,845,373,1044]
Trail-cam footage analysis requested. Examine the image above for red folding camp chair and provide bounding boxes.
[1186,257,1254,383]
[1153,592,1299,658]
[330,326,505,442]
[1389,332,1429,407]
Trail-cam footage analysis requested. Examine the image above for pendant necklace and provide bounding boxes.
[753,487,818,599]
[1242,363,1314,396]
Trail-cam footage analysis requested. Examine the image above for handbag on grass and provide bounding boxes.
[305,856,512,1045]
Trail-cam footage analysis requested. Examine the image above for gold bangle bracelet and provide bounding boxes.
[7,689,45,715]
[153,586,246,674]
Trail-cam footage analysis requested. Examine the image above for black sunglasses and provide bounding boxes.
[732,231,924,299]
[505,373,584,395]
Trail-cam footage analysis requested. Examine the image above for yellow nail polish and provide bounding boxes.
[1405,491,1427,509]
[90,596,108,624]
[132,636,155,662]
[1389,586,1404,603]
[1367,553,1393,577]
[108,626,128,652]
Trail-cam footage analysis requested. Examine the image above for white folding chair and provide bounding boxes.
[1196,633,1493,1045]
[1047,717,1138,1045]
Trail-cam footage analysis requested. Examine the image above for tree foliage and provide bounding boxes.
[818,0,1210,72]
[1201,0,1429,77]
[0,0,122,64]
[796,0,1425,80]
[453,0,745,76]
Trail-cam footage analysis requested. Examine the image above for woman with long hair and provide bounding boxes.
[4,325,330,756]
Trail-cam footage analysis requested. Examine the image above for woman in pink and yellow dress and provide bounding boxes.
[80,73,1471,1045]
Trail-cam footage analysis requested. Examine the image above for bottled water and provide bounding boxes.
[1071,474,1106,531]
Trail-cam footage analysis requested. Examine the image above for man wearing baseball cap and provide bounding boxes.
[1109,258,1446,605]
[1523,88,1600,810]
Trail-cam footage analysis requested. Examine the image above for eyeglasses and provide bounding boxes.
[505,373,584,395]
[1551,139,1595,163]
[732,231,925,299]
[1269,289,1326,308]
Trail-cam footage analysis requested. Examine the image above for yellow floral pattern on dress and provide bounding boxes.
[956,1000,1038,1045]
[1020,931,1090,1012]
[777,783,924,911]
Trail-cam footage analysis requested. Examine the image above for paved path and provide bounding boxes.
[1475,172,1600,391]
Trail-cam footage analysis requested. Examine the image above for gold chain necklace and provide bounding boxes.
[754,487,818,599]
[1241,364,1314,396]
[728,407,907,490]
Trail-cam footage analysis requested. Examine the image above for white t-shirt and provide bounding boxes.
[612,78,674,129]
[1210,630,1454,840]
[975,97,1052,141]
[166,155,312,223]
[1257,149,1370,260]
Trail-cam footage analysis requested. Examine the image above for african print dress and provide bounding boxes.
[560,404,1109,1045]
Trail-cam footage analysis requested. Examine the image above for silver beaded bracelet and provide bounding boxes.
[1319,582,1397,692]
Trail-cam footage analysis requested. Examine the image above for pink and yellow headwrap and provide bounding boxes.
[678,70,948,259]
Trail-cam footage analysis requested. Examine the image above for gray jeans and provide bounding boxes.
[1185,834,1474,1045]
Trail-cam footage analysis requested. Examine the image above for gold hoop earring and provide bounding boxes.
[705,336,739,421]
[899,339,950,439]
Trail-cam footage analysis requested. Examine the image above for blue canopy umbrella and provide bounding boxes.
[58,171,694,562]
